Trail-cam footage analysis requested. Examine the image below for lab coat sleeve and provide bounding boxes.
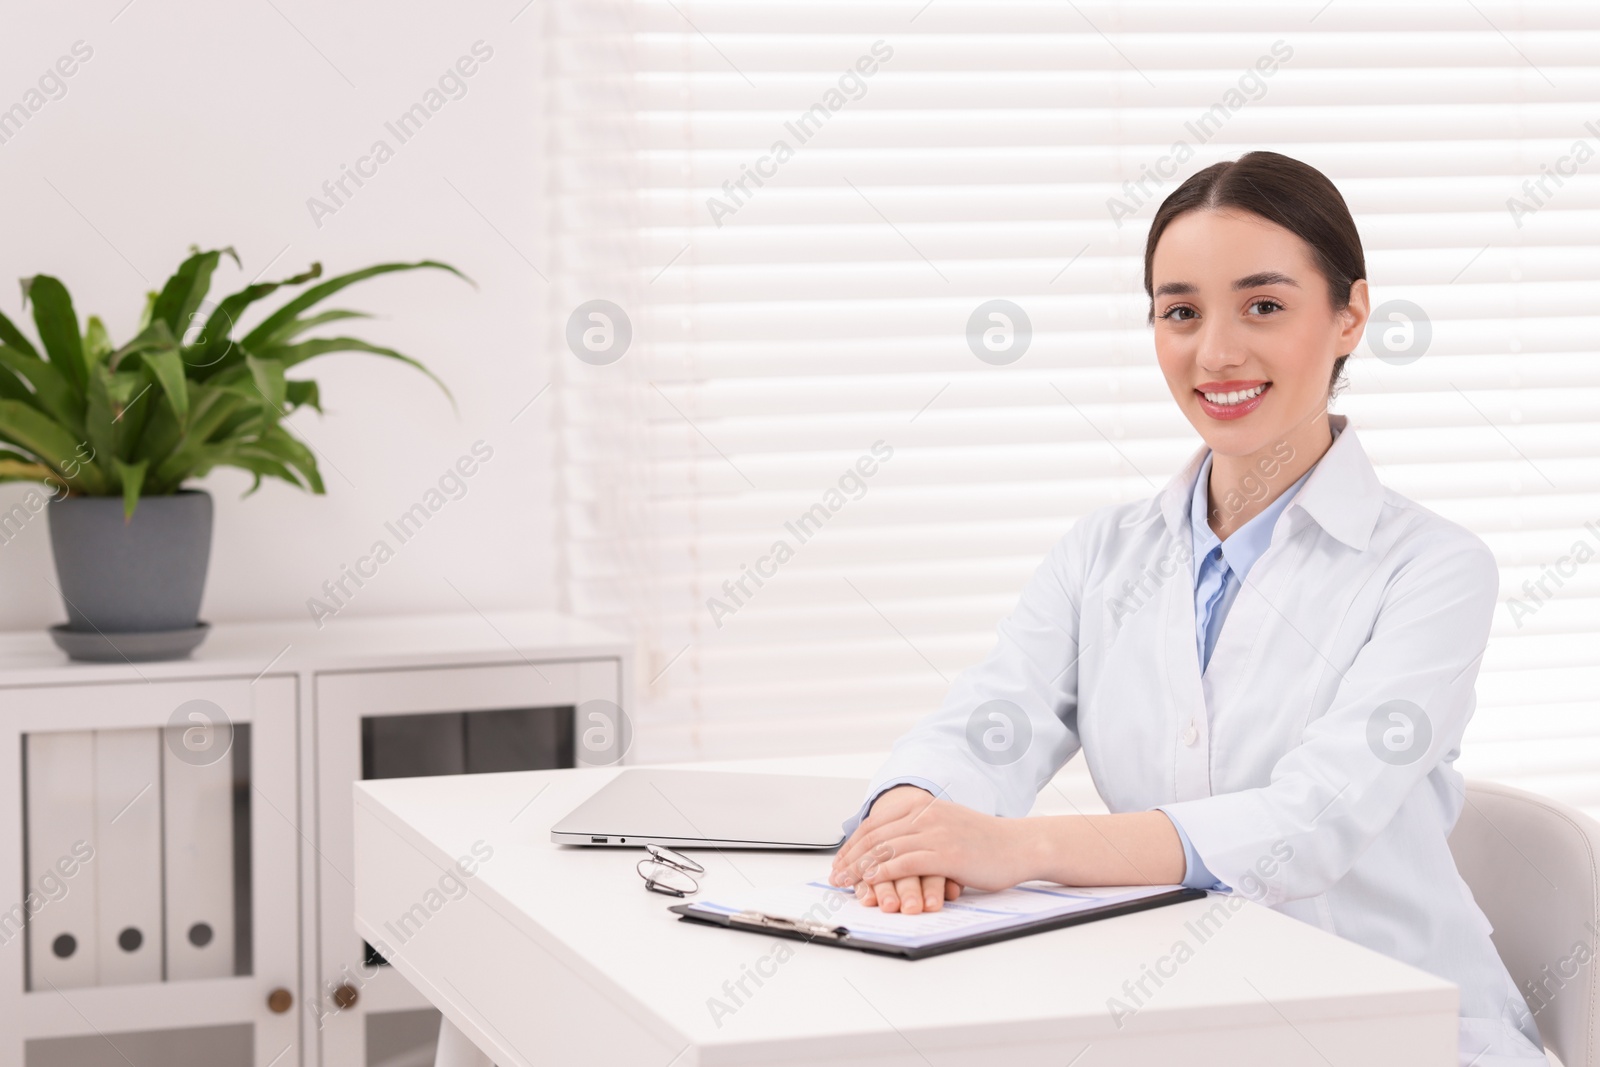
[1156,808,1228,891]
[844,528,1087,831]
[1158,532,1499,907]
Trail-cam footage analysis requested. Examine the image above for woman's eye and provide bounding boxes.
[1159,305,1197,321]
[1246,298,1283,315]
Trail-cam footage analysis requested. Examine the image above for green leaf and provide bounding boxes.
[83,315,113,373]
[136,289,157,334]
[20,275,86,395]
[212,408,272,442]
[99,321,185,444]
[149,389,245,488]
[245,354,287,413]
[242,260,470,352]
[114,374,157,460]
[212,451,298,496]
[0,447,55,484]
[109,319,179,368]
[84,369,119,475]
[139,345,190,424]
[0,362,32,406]
[130,397,182,477]
[113,457,148,519]
[212,435,324,495]
[150,247,239,338]
[0,343,83,434]
[260,336,455,411]
[262,308,373,347]
[188,262,324,375]
[0,464,54,483]
[285,378,321,413]
[0,306,40,359]
[256,424,324,493]
[84,366,147,470]
[0,399,106,493]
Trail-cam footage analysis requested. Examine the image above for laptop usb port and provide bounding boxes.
[591,836,608,843]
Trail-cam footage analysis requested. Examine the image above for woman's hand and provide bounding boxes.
[853,871,962,914]
[829,785,1040,912]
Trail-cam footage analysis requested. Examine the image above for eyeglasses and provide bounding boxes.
[636,844,706,897]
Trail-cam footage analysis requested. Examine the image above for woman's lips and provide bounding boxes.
[1196,382,1270,421]
[1197,385,1269,420]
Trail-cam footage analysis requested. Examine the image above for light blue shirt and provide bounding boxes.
[1159,446,1319,890]
[844,443,1321,894]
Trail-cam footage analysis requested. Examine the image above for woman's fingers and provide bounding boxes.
[836,822,902,880]
[865,874,949,913]
[852,875,959,913]
[834,835,901,886]
[835,787,936,872]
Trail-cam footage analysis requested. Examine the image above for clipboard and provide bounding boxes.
[669,885,1208,960]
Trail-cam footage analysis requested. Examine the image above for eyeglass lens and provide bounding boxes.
[638,860,698,896]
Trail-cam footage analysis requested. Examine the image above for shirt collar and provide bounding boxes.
[1159,412,1384,552]
[1189,449,1316,581]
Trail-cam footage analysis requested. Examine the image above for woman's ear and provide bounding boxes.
[1337,277,1371,356]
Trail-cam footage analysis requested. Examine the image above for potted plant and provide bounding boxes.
[0,246,464,661]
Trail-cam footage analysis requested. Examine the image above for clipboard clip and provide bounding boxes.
[730,909,849,941]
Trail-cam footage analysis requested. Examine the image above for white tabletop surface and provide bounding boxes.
[352,752,1460,1066]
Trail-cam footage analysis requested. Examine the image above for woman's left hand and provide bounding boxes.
[829,793,1040,898]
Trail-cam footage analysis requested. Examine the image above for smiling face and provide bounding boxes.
[1150,208,1368,462]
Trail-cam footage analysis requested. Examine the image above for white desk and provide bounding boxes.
[351,753,1460,1066]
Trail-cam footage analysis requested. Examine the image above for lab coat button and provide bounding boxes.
[1182,721,1199,746]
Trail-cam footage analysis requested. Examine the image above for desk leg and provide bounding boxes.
[435,1017,495,1067]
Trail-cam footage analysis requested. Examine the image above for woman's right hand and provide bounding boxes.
[835,785,964,914]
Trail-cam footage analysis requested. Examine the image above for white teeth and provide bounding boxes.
[1202,384,1267,405]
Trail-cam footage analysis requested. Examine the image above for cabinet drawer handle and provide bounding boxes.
[267,988,293,1014]
[332,983,359,1010]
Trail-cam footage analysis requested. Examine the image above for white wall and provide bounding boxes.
[0,1,554,633]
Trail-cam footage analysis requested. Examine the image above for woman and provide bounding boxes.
[829,151,1545,1065]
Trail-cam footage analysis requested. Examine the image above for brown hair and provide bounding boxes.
[1142,150,1366,399]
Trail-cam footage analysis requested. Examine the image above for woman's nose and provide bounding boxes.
[1193,320,1245,377]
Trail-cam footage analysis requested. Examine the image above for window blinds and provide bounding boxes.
[548,1,1600,816]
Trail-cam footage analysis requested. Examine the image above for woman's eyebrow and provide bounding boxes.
[1153,271,1298,298]
[1233,271,1299,290]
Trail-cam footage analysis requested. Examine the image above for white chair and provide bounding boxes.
[434,1019,493,1067]
[1449,779,1600,1067]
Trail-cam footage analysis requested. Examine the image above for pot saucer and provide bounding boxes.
[49,622,212,663]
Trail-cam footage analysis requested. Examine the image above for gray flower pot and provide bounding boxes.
[46,489,213,649]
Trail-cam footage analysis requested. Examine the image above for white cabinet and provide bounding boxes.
[0,612,632,1067]
[0,677,300,1067]
[313,659,621,1067]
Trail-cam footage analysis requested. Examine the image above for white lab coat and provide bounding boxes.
[858,413,1545,1063]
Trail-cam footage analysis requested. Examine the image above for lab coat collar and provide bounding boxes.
[1156,413,1383,552]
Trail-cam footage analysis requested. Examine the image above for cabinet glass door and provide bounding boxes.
[0,677,299,1067]
[315,659,618,1067]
